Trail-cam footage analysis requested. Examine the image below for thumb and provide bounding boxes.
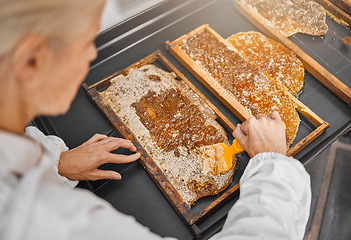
[93,170,122,180]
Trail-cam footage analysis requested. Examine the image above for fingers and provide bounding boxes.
[269,111,281,121]
[239,117,256,136]
[245,112,282,127]
[100,138,137,152]
[84,135,138,153]
[233,124,246,139]
[84,133,109,145]
[233,124,249,150]
[89,137,140,165]
[104,152,141,165]
[256,113,267,120]
[89,169,122,181]
[269,111,286,130]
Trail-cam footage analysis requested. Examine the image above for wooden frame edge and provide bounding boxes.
[315,0,351,26]
[165,42,253,122]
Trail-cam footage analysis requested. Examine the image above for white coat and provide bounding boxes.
[0,127,311,239]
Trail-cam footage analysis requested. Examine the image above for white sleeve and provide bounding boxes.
[210,152,311,240]
[25,126,79,189]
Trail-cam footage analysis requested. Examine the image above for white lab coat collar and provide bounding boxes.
[0,130,43,175]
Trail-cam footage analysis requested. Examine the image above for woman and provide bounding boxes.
[0,0,311,239]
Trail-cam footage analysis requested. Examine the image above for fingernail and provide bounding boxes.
[115,172,122,180]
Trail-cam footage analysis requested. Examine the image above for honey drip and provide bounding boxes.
[132,88,226,152]
[181,31,300,146]
[239,0,328,37]
[227,31,304,95]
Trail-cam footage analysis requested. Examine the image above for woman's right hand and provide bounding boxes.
[58,134,140,181]
[233,111,287,158]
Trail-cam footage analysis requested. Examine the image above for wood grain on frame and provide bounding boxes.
[320,0,351,19]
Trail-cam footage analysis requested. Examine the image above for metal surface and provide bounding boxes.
[305,140,351,240]
[34,0,351,238]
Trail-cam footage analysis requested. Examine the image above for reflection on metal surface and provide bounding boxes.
[100,0,165,32]
[92,0,219,70]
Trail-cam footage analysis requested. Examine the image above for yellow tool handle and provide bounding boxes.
[230,139,244,154]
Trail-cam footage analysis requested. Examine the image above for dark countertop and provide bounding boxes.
[34,0,351,238]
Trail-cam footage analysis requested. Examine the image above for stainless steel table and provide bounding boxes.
[34,0,351,238]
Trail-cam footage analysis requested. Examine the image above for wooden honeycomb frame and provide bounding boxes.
[83,51,243,238]
[166,24,330,156]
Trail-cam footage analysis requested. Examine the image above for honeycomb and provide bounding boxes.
[100,65,234,205]
[132,88,227,152]
[238,0,328,37]
[181,31,300,146]
[227,31,304,95]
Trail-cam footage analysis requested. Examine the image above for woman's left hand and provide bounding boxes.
[58,134,140,181]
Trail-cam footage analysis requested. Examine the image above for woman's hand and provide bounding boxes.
[233,111,287,158]
[58,134,140,181]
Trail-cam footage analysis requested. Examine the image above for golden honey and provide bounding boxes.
[181,31,300,146]
[227,31,304,95]
[239,0,328,37]
[132,88,227,152]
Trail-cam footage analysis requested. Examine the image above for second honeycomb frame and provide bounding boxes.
[166,24,330,157]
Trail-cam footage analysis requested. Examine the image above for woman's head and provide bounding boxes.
[0,0,105,56]
[0,0,105,132]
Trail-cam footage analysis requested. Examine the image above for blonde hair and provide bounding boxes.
[0,0,105,56]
